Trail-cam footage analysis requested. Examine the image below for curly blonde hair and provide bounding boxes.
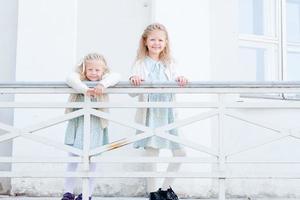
[136,23,172,65]
[75,53,110,80]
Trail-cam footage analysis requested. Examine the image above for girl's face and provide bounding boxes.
[145,30,167,57]
[85,59,106,81]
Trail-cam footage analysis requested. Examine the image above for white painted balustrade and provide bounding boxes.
[1,81,300,200]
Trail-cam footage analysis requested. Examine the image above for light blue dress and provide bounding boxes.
[134,57,181,149]
[64,95,109,149]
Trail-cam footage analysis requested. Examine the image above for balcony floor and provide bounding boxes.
[0,197,298,200]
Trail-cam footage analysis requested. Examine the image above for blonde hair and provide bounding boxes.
[76,53,110,80]
[136,23,172,65]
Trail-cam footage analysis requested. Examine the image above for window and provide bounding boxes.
[238,0,300,99]
[239,0,300,81]
[285,0,300,81]
[238,0,279,81]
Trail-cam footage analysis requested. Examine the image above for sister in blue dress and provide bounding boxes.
[62,53,120,200]
[129,23,188,193]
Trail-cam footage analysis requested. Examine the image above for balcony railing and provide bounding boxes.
[1,81,300,200]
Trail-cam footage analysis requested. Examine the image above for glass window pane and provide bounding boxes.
[286,0,300,42]
[239,0,276,37]
[284,50,300,99]
[286,51,300,80]
[239,0,263,35]
[239,47,265,81]
[238,45,278,81]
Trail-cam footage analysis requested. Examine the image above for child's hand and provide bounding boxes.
[176,76,188,87]
[130,76,144,86]
[86,88,96,97]
[94,84,105,96]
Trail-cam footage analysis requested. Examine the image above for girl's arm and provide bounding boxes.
[99,72,121,88]
[93,72,120,96]
[129,60,144,80]
[66,72,89,93]
[128,61,144,97]
[171,63,188,86]
[129,61,144,86]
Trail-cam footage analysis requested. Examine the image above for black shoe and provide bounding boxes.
[149,188,167,200]
[166,187,179,200]
[61,192,75,200]
[75,193,92,200]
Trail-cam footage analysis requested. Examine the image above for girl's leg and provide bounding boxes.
[64,154,96,197]
[161,148,186,190]
[64,153,78,194]
[88,163,97,197]
[144,147,160,192]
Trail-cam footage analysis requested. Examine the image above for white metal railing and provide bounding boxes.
[1,81,300,200]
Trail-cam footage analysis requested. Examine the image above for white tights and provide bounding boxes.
[64,153,96,197]
[144,148,186,192]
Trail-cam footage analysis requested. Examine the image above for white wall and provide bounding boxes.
[76,0,151,79]
[154,0,211,81]
[0,0,18,194]
[210,0,239,81]
[12,0,77,196]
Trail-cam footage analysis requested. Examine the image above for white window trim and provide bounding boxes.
[239,34,279,44]
[281,0,287,80]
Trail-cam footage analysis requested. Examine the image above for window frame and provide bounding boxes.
[239,0,300,101]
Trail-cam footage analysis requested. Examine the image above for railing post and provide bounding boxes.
[218,94,226,200]
[82,95,91,200]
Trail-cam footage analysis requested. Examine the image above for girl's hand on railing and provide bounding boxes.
[86,88,96,97]
[130,76,144,86]
[176,76,188,87]
[94,84,105,96]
